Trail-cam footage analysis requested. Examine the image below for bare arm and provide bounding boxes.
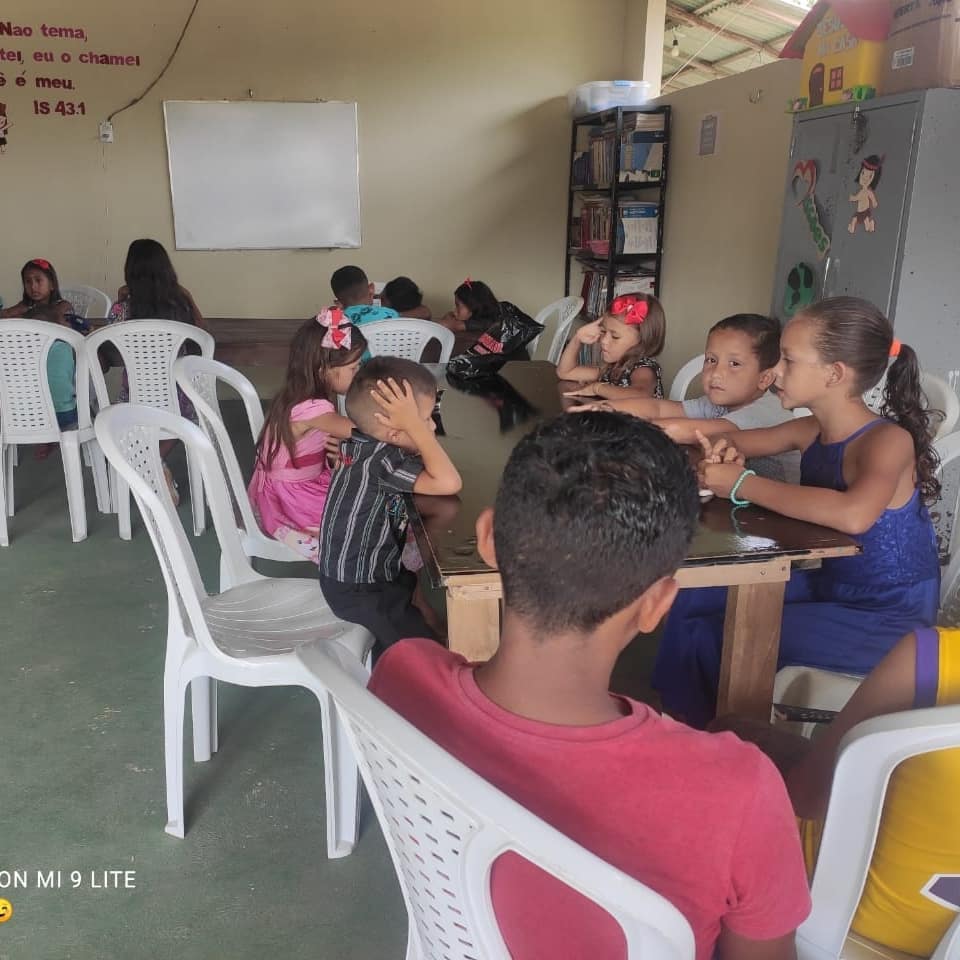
[371,379,462,496]
[717,930,796,960]
[556,319,602,383]
[292,411,355,441]
[701,422,914,535]
[588,364,658,400]
[786,632,918,820]
[658,417,738,445]
[0,301,29,318]
[601,396,685,419]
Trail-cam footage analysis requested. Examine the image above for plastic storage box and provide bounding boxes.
[569,80,651,117]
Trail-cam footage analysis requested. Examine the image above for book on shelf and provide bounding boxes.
[578,268,656,318]
[576,198,658,255]
[571,112,665,187]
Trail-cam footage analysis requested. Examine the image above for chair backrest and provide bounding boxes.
[668,355,705,402]
[86,319,215,412]
[863,368,889,414]
[299,645,696,960]
[529,296,584,364]
[0,319,91,443]
[94,404,261,663]
[362,319,455,363]
[800,703,960,958]
[935,432,960,618]
[61,285,111,320]
[921,372,960,440]
[173,356,265,539]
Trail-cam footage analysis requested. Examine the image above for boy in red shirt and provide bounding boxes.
[369,412,810,960]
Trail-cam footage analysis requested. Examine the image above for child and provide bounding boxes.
[557,293,665,399]
[369,412,810,958]
[381,276,431,321]
[248,310,364,563]
[575,313,799,481]
[1,259,78,455]
[318,356,462,654]
[330,265,399,327]
[656,297,941,727]
[438,278,536,351]
[714,626,960,957]
[109,238,206,503]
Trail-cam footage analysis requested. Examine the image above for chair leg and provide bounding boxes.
[219,550,233,593]
[0,446,8,547]
[113,468,132,540]
[186,449,205,536]
[318,687,360,859]
[86,441,111,514]
[60,435,88,543]
[4,444,14,518]
[190,677,218,762]
[164,671,187,839]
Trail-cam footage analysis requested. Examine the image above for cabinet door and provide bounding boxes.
[824,100,920,315]
[770,113,851,322]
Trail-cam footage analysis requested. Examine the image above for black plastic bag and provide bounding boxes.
[447,301,543,379]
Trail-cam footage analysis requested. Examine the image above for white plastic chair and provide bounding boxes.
[528,296,584,364]
[297,643,696,960]
[86,319,215,540]
[174,356,308,591]
[94,403,374,853]
[668,355,705,402]
[0,320,110,545]
[922,372,960,440]
[61,285,111,320]
[362,318,455,363]
[799,704,960,960]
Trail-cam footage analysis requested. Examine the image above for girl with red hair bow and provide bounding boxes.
[248,309,367,562]
[558,293,667,399]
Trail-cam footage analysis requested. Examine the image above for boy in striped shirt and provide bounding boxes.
[318,357,462,655]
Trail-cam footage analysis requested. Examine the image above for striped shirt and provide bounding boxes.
[318,431,423,583]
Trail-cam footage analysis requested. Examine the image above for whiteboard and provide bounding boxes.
[163,100,361,250]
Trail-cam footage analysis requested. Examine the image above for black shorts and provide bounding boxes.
[319,571,437,657]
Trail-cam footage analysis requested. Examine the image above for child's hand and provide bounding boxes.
[566,400,613,413]
[695,431,744,466]
[562,382,602,399]
[576,319,603,345]
[324,435,342,469]
[699,461,747,500]
[371,378,423,433]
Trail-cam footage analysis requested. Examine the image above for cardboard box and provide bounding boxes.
[883,0,960,95]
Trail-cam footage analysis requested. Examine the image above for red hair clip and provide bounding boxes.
[889,338,902,359]
[29,258,52,271]
[610,295,649,326]
[463,277,473,289]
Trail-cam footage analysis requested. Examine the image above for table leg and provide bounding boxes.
[445,582,501,662]
[717,580,787,720]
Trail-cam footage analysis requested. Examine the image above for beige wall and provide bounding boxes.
[655,59,801,383]
[0,0,628,319]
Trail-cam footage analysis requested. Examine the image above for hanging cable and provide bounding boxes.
[663,0,759,89]
[106,0,201,123]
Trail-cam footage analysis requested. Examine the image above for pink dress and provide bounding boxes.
[247,399,335,563]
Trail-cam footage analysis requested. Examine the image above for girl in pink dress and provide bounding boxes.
[248,310,366,562]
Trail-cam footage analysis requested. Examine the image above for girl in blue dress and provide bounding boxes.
[654,297,940,727]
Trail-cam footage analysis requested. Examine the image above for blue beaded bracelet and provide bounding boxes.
[729,469,756,507]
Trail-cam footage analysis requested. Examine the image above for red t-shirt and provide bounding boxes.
[369,639,810,960]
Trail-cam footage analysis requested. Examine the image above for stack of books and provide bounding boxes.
[576,198,659,255]
[578,269,656,319]
[570,113,665,187]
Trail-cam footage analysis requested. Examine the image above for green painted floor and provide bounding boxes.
[0,403,660,960]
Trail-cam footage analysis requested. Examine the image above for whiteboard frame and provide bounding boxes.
[162,99,361,251]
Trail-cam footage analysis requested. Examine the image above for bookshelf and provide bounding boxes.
[564,104,671,318]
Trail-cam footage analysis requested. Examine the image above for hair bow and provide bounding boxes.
[30,258,52,270]
[889,338,902,359]
[316,307,352,350]
[463,276,473,289]
[610,295,649,326]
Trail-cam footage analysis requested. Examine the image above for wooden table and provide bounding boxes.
[409,361,859,721]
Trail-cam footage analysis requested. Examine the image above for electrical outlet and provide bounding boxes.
[98,121,114,144]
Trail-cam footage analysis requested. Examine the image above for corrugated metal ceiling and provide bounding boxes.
[662,0,814,92]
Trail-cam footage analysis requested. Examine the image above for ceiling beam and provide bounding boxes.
[662,50,735,79]
[708,31,792,68]
[665,1,793,59]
